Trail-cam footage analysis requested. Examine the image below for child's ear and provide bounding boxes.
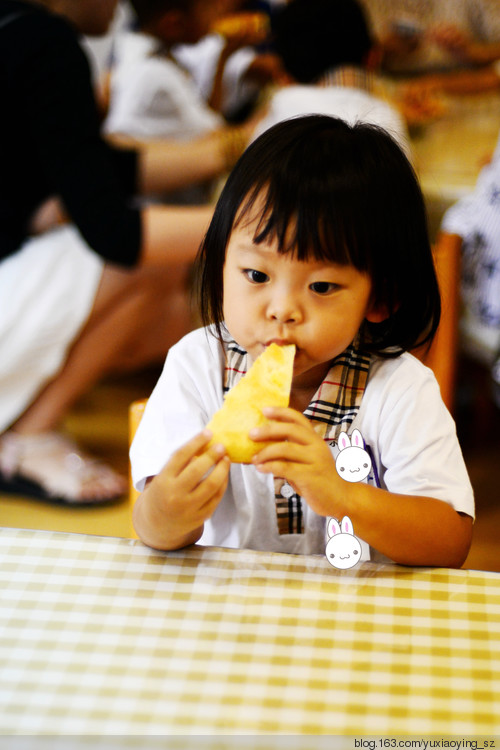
[365,300,391,324]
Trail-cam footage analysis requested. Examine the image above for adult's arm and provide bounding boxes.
[8,8,142,265]
[111,125,249,197]
[9,8,235,267]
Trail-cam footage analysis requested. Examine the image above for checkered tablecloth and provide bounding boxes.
[1,527,499,736]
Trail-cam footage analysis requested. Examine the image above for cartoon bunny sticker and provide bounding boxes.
[325,429,371,569]
[325,516,362,569]
[335,429,371,483]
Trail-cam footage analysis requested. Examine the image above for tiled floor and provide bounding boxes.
[1,358,499,572]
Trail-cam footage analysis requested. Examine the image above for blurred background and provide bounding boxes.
[1,0,499,571]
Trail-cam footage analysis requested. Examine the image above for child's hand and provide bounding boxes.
[136,430,230,549]
[249,407,342,518]
[161,430,230,523]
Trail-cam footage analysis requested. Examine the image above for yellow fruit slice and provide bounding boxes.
[207,343,295,463]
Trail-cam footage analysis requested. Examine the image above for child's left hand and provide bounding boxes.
[250,407,342,517]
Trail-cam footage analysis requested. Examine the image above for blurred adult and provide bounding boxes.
[0,0,247,504]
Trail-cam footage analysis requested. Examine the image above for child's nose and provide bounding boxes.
[267,294,301,324]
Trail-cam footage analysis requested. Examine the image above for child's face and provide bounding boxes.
[222,217,383,391]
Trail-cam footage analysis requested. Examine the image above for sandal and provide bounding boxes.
[0,431,127,505]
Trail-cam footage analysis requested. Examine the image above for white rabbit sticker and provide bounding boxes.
[325,516,362,569]
[335,429,371,483]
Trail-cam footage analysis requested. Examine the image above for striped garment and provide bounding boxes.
[223,339,372,534]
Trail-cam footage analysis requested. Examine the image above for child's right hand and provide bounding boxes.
[134,431,230,550]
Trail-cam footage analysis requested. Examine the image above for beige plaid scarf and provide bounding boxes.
[223,338,372,535]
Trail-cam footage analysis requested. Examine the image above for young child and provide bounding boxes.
[131,115,474,567]
[104,0,225,141]
[251,0,410,157]
[104,0,269,142]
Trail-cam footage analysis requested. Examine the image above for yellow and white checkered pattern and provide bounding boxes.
[0,527,499,735]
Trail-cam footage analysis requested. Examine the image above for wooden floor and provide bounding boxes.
[452,355,500,573]
[1,356,499,572]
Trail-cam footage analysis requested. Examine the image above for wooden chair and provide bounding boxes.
[129,398,147,507]
[415,231,462,413]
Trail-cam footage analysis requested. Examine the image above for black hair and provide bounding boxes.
[197,114,440,358]
[271,0,372,83]
[129,0,197,26]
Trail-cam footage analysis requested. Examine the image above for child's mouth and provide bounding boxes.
[265,339,294,348]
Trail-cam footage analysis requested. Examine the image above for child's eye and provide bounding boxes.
[310,281,337,295]
[244,269,269,284]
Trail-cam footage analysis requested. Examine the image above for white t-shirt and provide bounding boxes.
[173,35,260,121]
[131,327,474,560]
[104,31,222,140]
[251,84,411,159]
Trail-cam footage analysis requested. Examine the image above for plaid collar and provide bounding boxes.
[317,65,376,94]
[303,342,372,441]
[223,338,372,534]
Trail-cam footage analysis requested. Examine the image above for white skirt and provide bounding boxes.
[0,226,104,432]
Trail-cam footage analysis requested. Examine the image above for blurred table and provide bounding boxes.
[410,92,500,237]
[1,527,499,736]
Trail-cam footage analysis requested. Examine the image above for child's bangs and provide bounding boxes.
[233,181,366,269]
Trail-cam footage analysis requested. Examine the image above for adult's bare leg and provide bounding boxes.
[0,262,192,502]
[12,262,192,434]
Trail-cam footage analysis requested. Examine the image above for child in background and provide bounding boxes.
[104,0,225,141]
[131,115,474,567]
[252,0,411,157]
[104,0,269,143]
[174,3,288,122]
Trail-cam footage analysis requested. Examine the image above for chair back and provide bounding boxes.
[415,231,461,412]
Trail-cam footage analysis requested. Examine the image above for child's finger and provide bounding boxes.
[262,406,312,426]
[252,440,310,468]
[167,430,217,476]
[174,443,228,495]
[249,411,313,445]
[250,424,312,448]
[194,456,231,509]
